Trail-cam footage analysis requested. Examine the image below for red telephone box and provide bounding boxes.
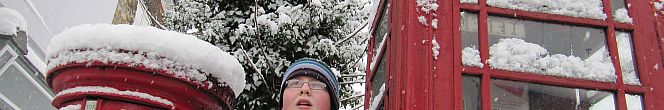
[46,24,245,110]
[366,0,664,110]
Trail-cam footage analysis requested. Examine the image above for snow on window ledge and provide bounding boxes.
[462,46,483,67]
[47,24,246,97]
[56,86,174,107]
[487,38,618,83]
[486,0,607,20]
[613,8,633,24]
[461,0,478,4]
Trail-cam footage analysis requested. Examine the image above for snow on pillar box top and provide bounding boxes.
[46,23,246,97]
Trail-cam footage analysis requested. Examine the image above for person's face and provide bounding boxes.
[282,76,331,110]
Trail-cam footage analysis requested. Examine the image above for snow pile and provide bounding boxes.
[486,0,607,20]
[431,19,439,29]
[47,24,246,97]
[616,32,640,85]
[0,7,28,36]
[418,16,428,26]
[656,0,664,11]
[56,86,174,107]
[462,46,483,67]
[487,38,616,82]
[432,37,440,59]
[416,0,439,14]
[461,0,478,4]
[59,104,81,110]
[416,0,439,26]
[613,8,633,23]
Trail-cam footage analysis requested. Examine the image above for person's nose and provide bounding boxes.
[300,83,311,96]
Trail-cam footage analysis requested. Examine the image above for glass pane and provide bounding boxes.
[616,31,640,85]
[0,50,14,68]
[0,97,17,110]
[626,94,644,110]
[374,2,389,53]
[463,75,481,110]
[461,12,482,67]
[611,0,632,23]
[370,55,387,109]
[487,15,616,82]
[610,0,626,12]
[0,65,56,109]
[491,79,616,110]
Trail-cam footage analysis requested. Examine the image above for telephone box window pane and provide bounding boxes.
[491,79,616,110]
[626,94,644,110]
[610,0,633,23]
[461,12,482,67]
[610,0,626,12]
[374,3,389,53]
[462,75,481,110]
[370,55,387,108]
[616,31,640,85]
[487,15,616,83]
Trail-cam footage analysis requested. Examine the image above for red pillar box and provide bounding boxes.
[46,24,246,110]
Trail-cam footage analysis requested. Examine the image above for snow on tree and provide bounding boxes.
[164,0,371,109]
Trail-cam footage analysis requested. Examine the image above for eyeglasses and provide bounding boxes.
[285,79,327,90]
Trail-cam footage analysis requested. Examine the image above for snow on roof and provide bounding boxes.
[486,0,607,20]
[56,86,174,107]
[47,24,246,97]
[0,7,27,35]
[487,38,617,83]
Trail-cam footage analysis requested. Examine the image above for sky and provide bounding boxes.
[0,0,118,53]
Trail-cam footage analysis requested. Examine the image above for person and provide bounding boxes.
[280,58,340,110]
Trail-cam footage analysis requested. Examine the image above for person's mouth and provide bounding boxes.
[296,99,313,108]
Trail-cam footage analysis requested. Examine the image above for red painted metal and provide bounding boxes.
[367,0,664,110]
[48,62,235,110]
